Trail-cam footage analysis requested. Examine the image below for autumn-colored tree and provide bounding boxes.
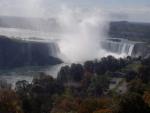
[93,109,113,113]
[0,89,23,113]
[143,91,150,107]
[58,99,75,111]
[97,97,112,109]
[78,98,99,113]
[51,96,80,113]
[81,72,93,89]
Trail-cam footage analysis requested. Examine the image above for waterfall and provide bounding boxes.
[48,43,60,57]
[120,43,134,55]
[128,44,135,56]
[121,43,127,54]
[102,38,135,56]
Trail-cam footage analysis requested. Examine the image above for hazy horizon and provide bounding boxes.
[0,0,149,22]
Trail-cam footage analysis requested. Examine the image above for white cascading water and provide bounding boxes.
[121,44,127,54]
[120,43,135,56]
[128,44,135,56]
[48,43,60,57]
[101,39,135,56]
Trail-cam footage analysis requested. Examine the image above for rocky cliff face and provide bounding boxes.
[0,36,62,69]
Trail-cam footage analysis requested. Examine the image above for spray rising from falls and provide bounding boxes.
[0,0,110,62]
[55,7,109,63]
[0,0,133,62]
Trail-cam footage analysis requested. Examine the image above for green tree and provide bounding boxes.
[114,93,150,113]
[87,75,109,97]
[127,79,146,95]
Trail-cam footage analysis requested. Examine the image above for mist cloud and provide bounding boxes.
[55,7,109,62]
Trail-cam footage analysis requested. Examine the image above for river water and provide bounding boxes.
[0,64,66,87]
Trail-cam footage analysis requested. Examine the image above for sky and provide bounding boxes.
[47,0,150,7]
[0,0,150,22]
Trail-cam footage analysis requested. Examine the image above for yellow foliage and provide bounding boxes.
[97,97,112,108]
[0,89,23,113]
[93,109,113,113]
[143,91,150,106]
